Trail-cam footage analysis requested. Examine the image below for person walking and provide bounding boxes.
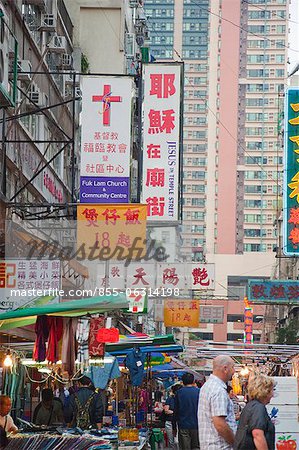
[198,355,237,450]
[174,373,200,450]
[164,384,181,449]
[69,376,104,430]
[234,373,275,450]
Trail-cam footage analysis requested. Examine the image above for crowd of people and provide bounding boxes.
[0,355,277,450]
[162,355,275,450]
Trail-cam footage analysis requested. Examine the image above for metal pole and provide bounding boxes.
[137,68,143,203]
[1,109,6,196]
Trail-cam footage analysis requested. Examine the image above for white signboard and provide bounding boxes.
[0,260,61,310]
[80,76,134,203]
[267,377,299,435]
[141,63,182,221]
[96,262,214,291]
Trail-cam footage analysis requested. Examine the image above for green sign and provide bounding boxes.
[283,88,299,255]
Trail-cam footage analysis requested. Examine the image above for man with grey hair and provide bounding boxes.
[198,355,237,449]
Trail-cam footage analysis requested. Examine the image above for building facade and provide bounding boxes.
[143,0,290,342]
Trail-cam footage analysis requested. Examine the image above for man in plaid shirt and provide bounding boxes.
[198,356,237,449]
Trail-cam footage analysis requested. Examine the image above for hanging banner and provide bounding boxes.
[80,76,134,203]
[164,299,200,327]
[248,280,299,304]
[77,204,147,260]
[0,260,61,311]
[283,88,299,255]
[141,63,183,221]
[244,307,253,344]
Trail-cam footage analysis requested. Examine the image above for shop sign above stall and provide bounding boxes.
[77,203,147,260]
[141,63,183,222]
[0,260,61,311]
[283,88,299,256]
[79,76,134,203]
[200,306,224,324]
[126,291,148,314]
[164,299,200,327]
[248,280,299,304]
[97,262,215,291]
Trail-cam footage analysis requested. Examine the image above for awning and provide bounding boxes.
[106,334,176,352]
[0,293,128,330]
[109,344,183,356]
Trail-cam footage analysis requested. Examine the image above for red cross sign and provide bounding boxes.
[92,84,122,126]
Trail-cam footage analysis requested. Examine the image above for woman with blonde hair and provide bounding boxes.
[234,373,275,450]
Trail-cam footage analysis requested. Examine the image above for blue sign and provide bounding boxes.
[248,280,299,304]
[283,88,299,255]
[80,176,130,203]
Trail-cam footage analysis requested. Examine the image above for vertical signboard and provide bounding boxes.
[283,88,299,255]
[80,76,134,203]
[141,63,183,221]
[244,307,253,344]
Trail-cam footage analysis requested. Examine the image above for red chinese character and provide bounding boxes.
[82,208,99,227]
[132,268,149,286]
[146,168,165,187]
[147,144,161,159]
[148,109,175,134]
[115,165,124,174]
[96,164,104,174]
[289,207,299,225]
[111,132,119,140]
[269,285,286,299]
[190,301,198,310]
[118,143,127,153]
[287,285,299,300]
[94,132,101,140]
[192,268,210,287]
[163,268,179,286]
[166,301,175,311]
[178,301,185,310]
[150,73,176,99]
[117,232,131,248]
[101,275,109,288]
[146,197,165,217]
[124,208,140,224]
[102,208,120,225]
[183,313,191,322]
[107,144,116,153]
[251,284,267,299]
[106,164,114,173]
[111,266,120,277]
[289,227,299,245]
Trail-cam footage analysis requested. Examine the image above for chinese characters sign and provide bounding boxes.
[200,306,224,324]
[0,260,61,311]
[248,280,299,304]
[96,262,215,290]
[80,76,134,203]
[77,204,147,259]
[164,299,200,327]
[244,307,253,344]
[283,88,299,255]
[141,64,183,221]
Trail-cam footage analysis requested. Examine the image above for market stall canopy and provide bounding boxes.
[106,334,176,352]
[0,293,128,330]
[109,344,183,356]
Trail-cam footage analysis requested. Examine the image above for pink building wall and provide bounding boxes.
[216,2,241,253]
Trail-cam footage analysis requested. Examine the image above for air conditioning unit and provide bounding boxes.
[26,89,46,108]
[39,14,56,32]
[60,53,72,68]
[48,35,67,53]
[17,60,32,82]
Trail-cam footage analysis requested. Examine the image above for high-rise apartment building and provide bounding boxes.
[143,0,290,344]
[144,0,289,262]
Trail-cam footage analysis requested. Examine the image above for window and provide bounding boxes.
[227,315,244,323]
[245,185,267,194]
[191,225,205,233]
[245,156,267,165]
[192,198,205,207]
[276,69,285,77]
[246,113,268,121]
[244,244,267,252]
[244,229,267,237]
[247,69,269,78]
[192,332,213,340]
[244,199,267,208]
[192,211,205,220]
[247,55,269,64]
[244,214,266,223]
[192,184,205,193]
[227,333,244,342]
[246,141,268,150]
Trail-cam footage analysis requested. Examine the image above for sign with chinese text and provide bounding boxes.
[164,299,200,327]
[248,280,299,304]
[0,260,61,311]
[283,88,299,255]
[141,63,183,221]
[244,307,253,344]
[95,262,215,290]
[200,306,224,324]
[80,76,134,203]
[126,291,147,313]
[77,204,147,259]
